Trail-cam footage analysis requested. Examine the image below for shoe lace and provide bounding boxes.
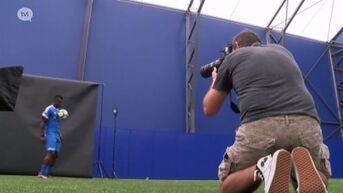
[254,169,264,182]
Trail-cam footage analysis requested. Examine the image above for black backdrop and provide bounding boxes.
[0,66,23,111]
[0,75,98,177]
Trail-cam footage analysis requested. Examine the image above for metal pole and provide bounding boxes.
[185,0,205,133]
[266,0,286,44]
[282,0,305,33]
[185,5,191,133]
[96,84,108,178]
[304,47,329,79]
[266,0,287,29]
[112,108,118,179]
[281,0,289,45]
[78,0,94,80]
[331,27,343,43]
[188,1,205,41]
[266,0,304,45]
[328,44,342,127]
[321,121,340,125]
[305,78,340,121]
[324,127,341,140]
[187,0,195,11]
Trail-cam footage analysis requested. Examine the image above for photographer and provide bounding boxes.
[203,29,331,193]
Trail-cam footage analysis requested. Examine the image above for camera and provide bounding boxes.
[200,44,233,78]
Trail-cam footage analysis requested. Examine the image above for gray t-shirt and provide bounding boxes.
[213,43,319,124]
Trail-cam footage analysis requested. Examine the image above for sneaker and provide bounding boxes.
[37,174,49,180]
[291,147,327,193]
[254,149,292,193]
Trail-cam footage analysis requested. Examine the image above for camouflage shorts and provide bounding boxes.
[218,115,331,183]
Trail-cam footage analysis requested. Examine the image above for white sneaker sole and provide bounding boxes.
[292,147,327,193]
[37,174,48,180]
[266,149,292,193]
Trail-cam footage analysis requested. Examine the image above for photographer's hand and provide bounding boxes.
[211,67,218,88]
[203,67,227,116]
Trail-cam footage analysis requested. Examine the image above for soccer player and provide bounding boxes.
[203,29,331,193]
[37,95,64,179]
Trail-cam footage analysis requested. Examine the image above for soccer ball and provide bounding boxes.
[58,109,69,119]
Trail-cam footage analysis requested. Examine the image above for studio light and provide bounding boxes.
[111,106,118,178]
[112,107,118,117]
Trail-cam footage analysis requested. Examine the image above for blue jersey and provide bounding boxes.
[42,105,60,133]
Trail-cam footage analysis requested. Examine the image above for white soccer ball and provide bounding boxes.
[58,109,69,119]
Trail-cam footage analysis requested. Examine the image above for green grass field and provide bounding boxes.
[0,175,342,193]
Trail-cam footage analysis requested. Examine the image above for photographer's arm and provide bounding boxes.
[203,68,228,116]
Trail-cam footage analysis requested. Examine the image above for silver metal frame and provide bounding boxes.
[185,0,205,133]
[302,47,341,130]
[78,0,94,80]
[328,27,343,139]
[265,0,304,45]
[266,1,343,139]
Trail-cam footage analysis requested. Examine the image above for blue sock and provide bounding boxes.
[45,165,51,175]
[39,165,47,175]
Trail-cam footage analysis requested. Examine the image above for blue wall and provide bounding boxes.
[85,0,186,132]
[1,0,342,179]
[95,128,233,179]
[0,0,85,79]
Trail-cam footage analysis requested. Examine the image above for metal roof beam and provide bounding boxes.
[185,0,206,133]
[282,0,305,33]
[187,0,205,13]
[187,0,195,11]
[331,27,343,43]
[266,0,287,29]
[78,0,94,80]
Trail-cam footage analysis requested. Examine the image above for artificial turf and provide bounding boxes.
[0,175,342,193]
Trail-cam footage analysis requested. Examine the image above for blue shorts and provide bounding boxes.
[45,132,61,153]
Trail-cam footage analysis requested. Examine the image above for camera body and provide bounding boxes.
[200,44,233,78]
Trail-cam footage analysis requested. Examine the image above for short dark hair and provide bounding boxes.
[54,95,63,100]
[233,29,262,47]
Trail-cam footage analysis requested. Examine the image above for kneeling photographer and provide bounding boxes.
[202,29,331,193]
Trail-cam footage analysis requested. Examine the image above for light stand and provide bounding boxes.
[111,107,118,179]
[95,84,108,178]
